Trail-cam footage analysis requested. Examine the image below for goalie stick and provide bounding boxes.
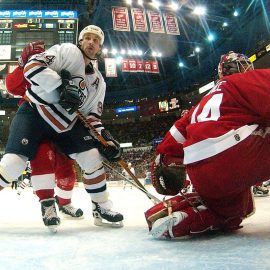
[103,161,161,204]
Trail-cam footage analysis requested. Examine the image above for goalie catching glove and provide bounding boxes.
[151,154,186,196]
[58,69,81,115]
[97,129,122,162]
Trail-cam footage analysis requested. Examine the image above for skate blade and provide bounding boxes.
[94,218,124,228]
[60,213,84,220]
[47,225,59,233]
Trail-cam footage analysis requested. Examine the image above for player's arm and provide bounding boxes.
[5,67,27,97]
[6,41,45,96]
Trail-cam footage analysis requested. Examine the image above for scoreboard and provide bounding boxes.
[0,10,78,79]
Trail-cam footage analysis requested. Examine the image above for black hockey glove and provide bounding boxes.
[98,129,122,162]
[58,69,81,114]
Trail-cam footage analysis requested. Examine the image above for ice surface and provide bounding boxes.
[0,186,270,270]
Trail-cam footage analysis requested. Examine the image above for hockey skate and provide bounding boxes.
[92,200,124,228]
[253,186,269,197]
[58,203,84,219]
[40,198,61,233]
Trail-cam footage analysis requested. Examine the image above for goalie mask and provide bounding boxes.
[218,51,254,79]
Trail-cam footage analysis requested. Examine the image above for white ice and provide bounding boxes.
[0,185,270,270]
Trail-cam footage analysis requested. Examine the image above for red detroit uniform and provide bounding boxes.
[157,69,270,220]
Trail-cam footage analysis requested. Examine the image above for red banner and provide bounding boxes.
[122,59,129,72]
[112,6,130,31]
[131,8,148,32]
[147,10,165,33]
[128,59,137,72]
[144,60,152,73]
[151,60,159,73]
[163,13,180,35]
[136,60,144,72]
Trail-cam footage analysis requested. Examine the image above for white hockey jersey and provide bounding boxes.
[24,43,106,133]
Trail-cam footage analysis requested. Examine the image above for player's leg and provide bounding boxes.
[56,120,124,228]
[54,152,83,219]
[0,102,43,190]
[30,141,60,232]
[73,148,123,227]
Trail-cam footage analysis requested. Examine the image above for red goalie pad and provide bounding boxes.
[145,192,201,230]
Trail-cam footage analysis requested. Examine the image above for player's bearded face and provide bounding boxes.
[81,33,101,59]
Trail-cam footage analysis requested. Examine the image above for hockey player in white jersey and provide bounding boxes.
[0,25,123,232]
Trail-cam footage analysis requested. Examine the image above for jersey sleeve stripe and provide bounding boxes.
[170,125,186,143]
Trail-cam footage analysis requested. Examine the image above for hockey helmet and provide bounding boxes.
[218,51,254,79]
[78,25,104,45]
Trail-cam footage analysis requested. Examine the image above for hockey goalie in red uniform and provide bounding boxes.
[145,51,270,239]
[5,41,84,226]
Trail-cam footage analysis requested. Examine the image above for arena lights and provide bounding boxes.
[138,0,143,5]
[233,10,239,16]
[126,0,132,5]
[193,6,207,16]
[207,33,215,42]
[104,47,161,57]
[222,21,228,27]
[151,0,161,9]
[195,47,201,53]
[179,61,184,67]
[170,1,179,11]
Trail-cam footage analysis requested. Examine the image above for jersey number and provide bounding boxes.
[191,93,223,123]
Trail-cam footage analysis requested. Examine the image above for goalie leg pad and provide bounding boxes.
[145,192,201,229]
[150,206,225,239]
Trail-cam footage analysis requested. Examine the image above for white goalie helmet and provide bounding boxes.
[78,25,104,45]
[218,51,254,79]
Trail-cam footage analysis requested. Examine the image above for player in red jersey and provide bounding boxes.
[5,41,83,228]
[146,51,270,239]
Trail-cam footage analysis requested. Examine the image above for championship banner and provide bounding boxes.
[112,6,130,32]
[105,58,117,77]
[128,59,137,72]
[131,8,148,32]
[144,60,152,73]
[144,60,159,73]
[136,60,144,72]
[147,10,165,34]
[163,12,180,35]
[151,60,159,73]
[122,59,129,72]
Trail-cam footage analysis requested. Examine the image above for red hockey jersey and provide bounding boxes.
[157,69,270,164]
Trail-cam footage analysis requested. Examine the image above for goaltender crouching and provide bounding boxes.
[145,51,270,239]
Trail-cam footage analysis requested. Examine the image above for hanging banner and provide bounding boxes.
[136,60,144,72]
[128,59,137,72]
[163,12,180,35]
[112,6,130,32]
[147,10,165,34]
[144,60,152,73]
[151,60,159,73]
[122,59,129,72]
[131,8,148,32]
[105,58,117,77]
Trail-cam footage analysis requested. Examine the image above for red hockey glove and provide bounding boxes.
[151,154,186,196]
[18,40,45,67]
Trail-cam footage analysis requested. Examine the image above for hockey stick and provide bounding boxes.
[76,110,149,193]
[103,161,161,204]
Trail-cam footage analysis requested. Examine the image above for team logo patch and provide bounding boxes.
[21,138,29,145]
[83,136,92,141]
